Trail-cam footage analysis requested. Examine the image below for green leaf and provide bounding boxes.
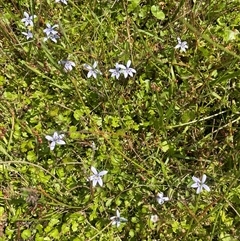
[0,207,4,216]
[49,228,59,239]
[129,229,135,237]
[35,234,44,241]
[72,221,79,232]
[128,0,140,12]
[160,141,169,152]
[131,217,138,223]
[151,5,165,20]
[74,110,82,120]
[56,167,65,178]
[21,229,31,240]
[27,150,37,162]
[61,223,70,234]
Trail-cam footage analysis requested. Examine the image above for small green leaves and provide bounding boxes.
[223,28,239,42]
[21,229,31,240]
[27,150,37,161]
[160,141,170,152]
[151,5,165,20]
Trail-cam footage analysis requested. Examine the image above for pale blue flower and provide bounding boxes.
[55,0,68,4]
[89,166,107,187]
[191,174,210,194]
[175,37,188,52]
[150,214,159,223]
[156,192,169,204]
[43,23,58,36]
[45,132,65,150]
[22,30,33,40]
[91,141,97,151]
[83,61,102,79]
[110,210,127,227]
[121,60,136,78]
[44,33,59,43]
[58,60,75,72]
[21,12,36,27]
[109,63,126,79]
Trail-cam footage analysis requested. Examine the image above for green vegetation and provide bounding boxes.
[0,0,240,240]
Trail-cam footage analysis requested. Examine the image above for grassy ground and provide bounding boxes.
[0,0,240,240]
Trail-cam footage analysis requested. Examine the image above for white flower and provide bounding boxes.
[44,33,59,43]
[58,60,75,72]
[110,210,127,227]
[109,63,126,79]
[175,37,188,52]
[121,60,136,78]
[83,61,102,79]
[150,214,159,223]
[43,24,58,36]
[91,141,97,151]
[89,166,107,187]
[156,192,169,205]
[55,0,68,4]
[22,31,33,40]
[191,174,210,194]
[45,132,66,150]
[21,12,36,27]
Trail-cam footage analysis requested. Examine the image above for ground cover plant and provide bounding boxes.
[0,0,240,240]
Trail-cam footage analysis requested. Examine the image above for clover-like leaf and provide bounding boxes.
[151,5,165,20]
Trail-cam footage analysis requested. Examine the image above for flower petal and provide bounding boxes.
[50,141,56,150]
[192,176,200,183]
[202,174,207,183]
[156,197,164,204]
[87,71,92,78]
[130,68,136,73]
[45,135,53,141]
[83,64,91,70]
[98,178,103,186]
[116,210,120,217]
[163,197,169,201]
[53,132,59,139]
[99,170,107,176]
[58,134,65,139]
[126,60,131,67]
[120,217,127,222]
[93,61,98,68]
[92,179,97,187]
[52,37,57,43]
[123,71,128,78]
[157,192,163,198]
[203,184,210,192]
[111,220,117,226]
[196,186,202,194]
[118,64,126,69]
[92,72,97,79]
[56,140,66,145]
[91,166,98,175]
[109,69,115,73]
[191,183,199,188]
[175,44,181,49]
[88,175,94,181]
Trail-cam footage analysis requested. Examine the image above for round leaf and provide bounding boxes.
[151,5,165,20]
